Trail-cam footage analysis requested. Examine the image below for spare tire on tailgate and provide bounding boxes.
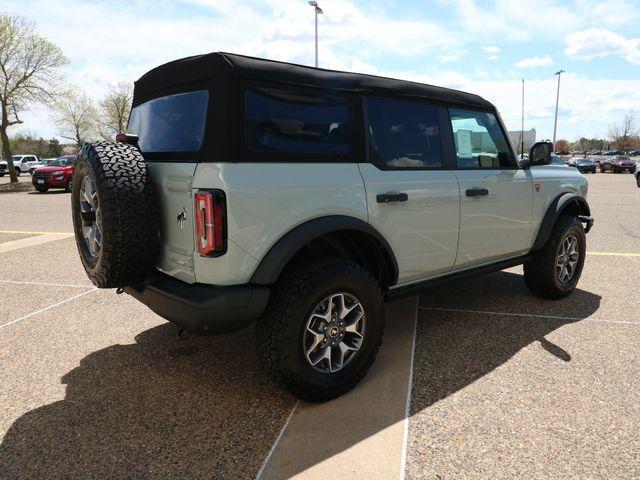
[71,141,159,288]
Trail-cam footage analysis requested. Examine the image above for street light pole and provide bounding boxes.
[552,69,565,153]
[308,1,323,68]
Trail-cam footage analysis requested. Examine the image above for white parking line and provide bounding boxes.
[254,401,300,480]
[418,306,640,326]
[0,279,93,289]
[0,288,98,331]
[399,296,419,480]
[0,234,73,254]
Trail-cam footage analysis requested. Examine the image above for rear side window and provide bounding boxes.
[449,109,513,168]
[365,97,442,169]
[128,90,209,153]
[245,88,350,155]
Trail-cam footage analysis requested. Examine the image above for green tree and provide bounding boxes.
[0,14,68,182]
[54,86,98,148]
[98,81,133,140]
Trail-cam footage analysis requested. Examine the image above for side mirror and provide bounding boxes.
[529,141,553,166]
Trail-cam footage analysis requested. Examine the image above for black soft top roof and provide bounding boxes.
[133,52,494,110]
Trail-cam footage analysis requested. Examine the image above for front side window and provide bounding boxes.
[128,90,209,153]
[365,97,442,169]
[245,88,350,155]
[449,109,513,168]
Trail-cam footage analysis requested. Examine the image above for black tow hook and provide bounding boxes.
[177,328,192,340]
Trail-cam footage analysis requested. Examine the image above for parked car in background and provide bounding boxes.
[572,158,596,174]
[635,164,640,187]
[601,156,636,174]
[29,158,57,174]
[31,155,76,192]
[592,157,605,171]
[0,155,39,177]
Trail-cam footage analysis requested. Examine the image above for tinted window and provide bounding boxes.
[449,109,513,168]
[245,88,350,155]
[128,90,209,153]
[365,97,442,169]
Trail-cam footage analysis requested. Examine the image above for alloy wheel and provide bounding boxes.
[79,175,102,260]
[303,292,365,374]
[556,234,579,283]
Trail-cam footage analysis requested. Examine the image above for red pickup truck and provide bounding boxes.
[32,155,77,192]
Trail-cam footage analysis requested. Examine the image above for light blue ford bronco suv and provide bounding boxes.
[71,53,593,401]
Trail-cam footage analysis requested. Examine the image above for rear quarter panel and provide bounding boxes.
[192,163,368,285]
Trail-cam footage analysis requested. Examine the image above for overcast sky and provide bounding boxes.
[2,0,640,142]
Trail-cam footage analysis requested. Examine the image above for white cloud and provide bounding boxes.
[483,46,501,53]
[565,28,640,64]
[487,54,499,61]
[515,56,553,68]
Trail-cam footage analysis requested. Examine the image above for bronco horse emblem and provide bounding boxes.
[177,207,187,230]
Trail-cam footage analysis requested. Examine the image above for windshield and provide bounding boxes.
[128,90,209,153]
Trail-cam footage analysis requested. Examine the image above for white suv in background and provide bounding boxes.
[70,52,594,402]
[0,155,39,177]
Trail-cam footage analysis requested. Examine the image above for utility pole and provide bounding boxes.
[521,78,525,156]
[552,69,565,153]
[308,1,323,67]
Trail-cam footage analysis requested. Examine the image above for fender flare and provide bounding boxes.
[532,193,591,251]
[250,215,399,286]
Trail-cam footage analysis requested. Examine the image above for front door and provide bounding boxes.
[360,97,460,284]
[447,108,533,269]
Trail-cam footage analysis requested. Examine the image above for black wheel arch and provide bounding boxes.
[532,192,591,251]
[250,216,399,289]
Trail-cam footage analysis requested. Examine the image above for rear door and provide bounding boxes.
[128,90,210,283]
[359,97,460,284]
[447,108,533,269]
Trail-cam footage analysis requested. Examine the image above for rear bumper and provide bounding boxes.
[125,273,270,334]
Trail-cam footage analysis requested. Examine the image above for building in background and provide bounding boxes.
[508,128,536,154]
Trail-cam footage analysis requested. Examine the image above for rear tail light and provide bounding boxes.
[195,190,226,256]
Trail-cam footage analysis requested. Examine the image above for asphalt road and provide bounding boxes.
[0,172,639,479]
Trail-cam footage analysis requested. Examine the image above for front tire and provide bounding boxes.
[256,257,384,402]
[35,186,48,192]
[524,215,586,299]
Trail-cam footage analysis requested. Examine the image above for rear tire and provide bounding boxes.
[71,141,159,288]
[256,257,384,402]
[524,215,586,299]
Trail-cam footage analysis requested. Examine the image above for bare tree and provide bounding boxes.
[609,112,638,152]
[0,14,68,182]
[54,87,98,148]
[98,81,133,140]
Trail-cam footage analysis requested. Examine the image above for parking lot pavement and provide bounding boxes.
[0,189,72,233]
[0,173,639,480]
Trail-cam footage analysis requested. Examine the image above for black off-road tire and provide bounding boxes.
[524,215,586,299]
[256,257,384,402]
[71,141,159,288]
[35,186,48,192]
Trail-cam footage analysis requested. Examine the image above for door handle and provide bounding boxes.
[376,192,409,203]
[465,187,489,197]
